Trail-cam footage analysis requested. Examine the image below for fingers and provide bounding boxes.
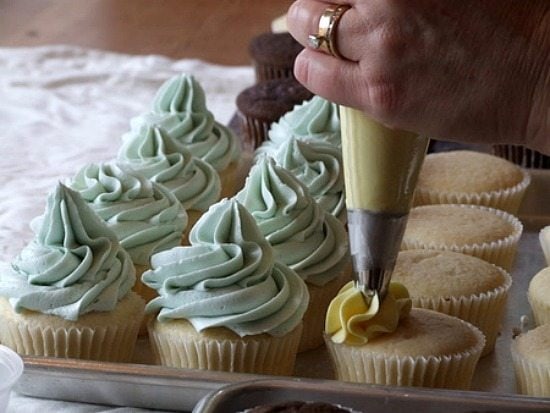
[293,48,366,110]
[287,0,367,63]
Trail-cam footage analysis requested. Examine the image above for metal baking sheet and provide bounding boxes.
[13,230,550,412]
[193,378,550,413]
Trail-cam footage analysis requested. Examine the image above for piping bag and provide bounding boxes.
[340,107,429,303]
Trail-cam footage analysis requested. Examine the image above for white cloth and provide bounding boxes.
[0,44,255,412]
[0,45,254,263]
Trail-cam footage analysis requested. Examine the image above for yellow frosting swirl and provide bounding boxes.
[325,282,412,345]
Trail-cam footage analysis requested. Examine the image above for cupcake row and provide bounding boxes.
[0,67,540,396]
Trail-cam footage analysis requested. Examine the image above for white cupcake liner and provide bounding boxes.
[511,341,550,396]
[493,145,550,169]
[324,321,485,390]
[412,266,512,356]
[0,317,140,362]
[402,204,523,271]
[299,266,352,353]
[540,226,550,266]
[149,320,302,376]
[414,169,531,215]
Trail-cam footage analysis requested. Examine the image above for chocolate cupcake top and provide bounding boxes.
[249,32,303,67]
[236,78,313,123]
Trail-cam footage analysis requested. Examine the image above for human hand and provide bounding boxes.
[287,0,549,154]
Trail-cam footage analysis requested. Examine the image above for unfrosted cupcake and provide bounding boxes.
[414,150,530,214]
[117,122,220,232]
[511,323,550,396]
[401,204,523,271]
[260,137,346,223]
[236,78,314,152]
[68,161,187,302]
[256,95,341,156]
[540,226,550,266]
[528,267,550,326]
[131,73,244,198]
[235,157,350,351]
[143,199,309,375]
[391,249,512,356]
[0,184,144,362]
[324,283,484,389]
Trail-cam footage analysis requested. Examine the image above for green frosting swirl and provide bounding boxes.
[143,199,309,337]
[132,74,240,171]
[152,73,208,113]
[235,157,349,286]
[68,162,188,265]
[117,123,221,211]
[0,184,135,321]
[266,138,346,222]
[267,95,341,146]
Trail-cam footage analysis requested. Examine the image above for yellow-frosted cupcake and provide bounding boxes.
[402,204,523,271]
[414,150,530,214]
[528,267,550,326]
[511,323,550,396]
[144,199,309,375]
[324,283,484,390]
[391,250,512,356]
[235,157,351,352]
[0,184,144,362]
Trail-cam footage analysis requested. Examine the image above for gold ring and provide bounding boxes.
[308,4,350,59]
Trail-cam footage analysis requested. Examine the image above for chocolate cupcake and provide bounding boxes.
[249,32,304,82]
[493,144,550,169]
[236,78,313,152]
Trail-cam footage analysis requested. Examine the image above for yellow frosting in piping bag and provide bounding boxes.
[326,281,412,345]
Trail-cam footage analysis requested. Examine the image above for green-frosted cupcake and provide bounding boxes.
[0,184,144,362]
[143,199,309,375]
[236,157,350,351]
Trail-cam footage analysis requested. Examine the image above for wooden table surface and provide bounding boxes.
[0,0,294,65]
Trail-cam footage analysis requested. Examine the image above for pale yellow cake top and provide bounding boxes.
[528,267,550,305]
[392,250,507,298]
[417,150,524,193]
[514,323,550,364]
[403,204,516,246]
[362,308,482,357]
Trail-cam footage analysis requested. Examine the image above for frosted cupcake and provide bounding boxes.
[143,199,309,375]
[528,267,550,326]
[256,95,341,156]
[391,249,512,356]
[235,157,350,351]
[259,138,346,223]
[132,74,244,198]
[414,150,530,214]
[117,123,220,232]
[0,184,144,362]
[401,204,523,271]
[68,161,187,302]
[511,323,550,396]
[325,283,484,389]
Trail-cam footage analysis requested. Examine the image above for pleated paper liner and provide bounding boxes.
[413,169,531,215]
[402,205,523,272]
[0,293,144,363]
[148,318,302,376]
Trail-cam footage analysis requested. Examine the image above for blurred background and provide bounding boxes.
[0,0,294,65]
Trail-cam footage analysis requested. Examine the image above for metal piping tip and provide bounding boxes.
[347,209,409,303]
